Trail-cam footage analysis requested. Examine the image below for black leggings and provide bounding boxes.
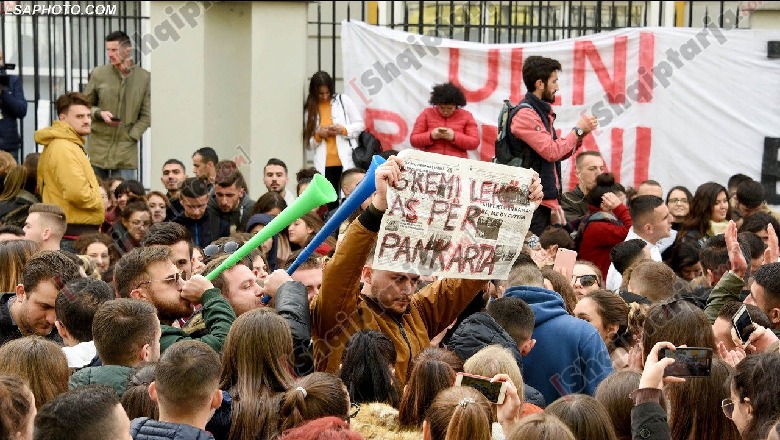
[324,166,343,211]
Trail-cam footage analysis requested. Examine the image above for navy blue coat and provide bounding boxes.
[0,74,28,151]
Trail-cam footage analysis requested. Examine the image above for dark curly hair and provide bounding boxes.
[429,82,467,107]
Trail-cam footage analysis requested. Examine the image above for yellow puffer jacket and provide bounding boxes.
[35,121,104,226]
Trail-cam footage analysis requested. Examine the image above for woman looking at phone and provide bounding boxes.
[632,343,780,440]
[304,71,365,202]
[410,82,480,158]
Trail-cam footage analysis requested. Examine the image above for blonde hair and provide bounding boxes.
[0,337,69,409]
[77,255,101,280]
[507,413,576,440]
[0,151,15,175]
[425,386,492,440]
[463,345,524,398]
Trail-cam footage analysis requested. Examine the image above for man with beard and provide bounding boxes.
[160,159,186,219]
[0,251,81,346]
[263,158,296,205]
[310,156,544,384]
[509,56,598,235]
[35,92,104,246]
[113,245,236,353]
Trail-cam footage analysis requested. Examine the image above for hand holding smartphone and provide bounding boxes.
[554,248,578,279]
[455,373,508,404]
[732,304,755,347]
[658,347,713,377]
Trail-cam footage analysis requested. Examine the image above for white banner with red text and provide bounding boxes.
[341,19,780,196]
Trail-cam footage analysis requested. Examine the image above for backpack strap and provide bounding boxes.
[336,94,354,148]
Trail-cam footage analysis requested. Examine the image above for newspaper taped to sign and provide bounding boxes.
[372,150,536,280]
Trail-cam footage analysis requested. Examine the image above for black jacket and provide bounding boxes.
[172,212,230,248]
[0,74,28,152]
[130,418,214,440]
[632,401,670,440]
[0,292,62,347]
[448,312,546,407]
[275,280,314,376]
[207,195,255,233]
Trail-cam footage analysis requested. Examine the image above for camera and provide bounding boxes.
[0,63,15,89]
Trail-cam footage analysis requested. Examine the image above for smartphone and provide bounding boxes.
[454,372,507,404]
[658,347,713,377]
[554,248,578,279]
[732,304,755,346]
[110,116,121,122]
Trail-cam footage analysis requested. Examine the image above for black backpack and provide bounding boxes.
[336,94,383,170]
[493,99,533,168]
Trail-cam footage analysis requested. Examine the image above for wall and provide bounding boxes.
[149,1,308,199]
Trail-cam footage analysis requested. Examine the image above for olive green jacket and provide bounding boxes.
[83,63,151,169]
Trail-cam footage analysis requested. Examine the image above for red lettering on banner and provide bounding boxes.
[573,36,628,105]
[638,32,655,103]
[480,124,497,162]
[365,108,409,150]
[509,48,524,103]
[610,128,624,183]
[633,127,652,187]
[449,48,499,102]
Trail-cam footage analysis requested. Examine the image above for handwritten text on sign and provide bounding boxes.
[373,150,536,279]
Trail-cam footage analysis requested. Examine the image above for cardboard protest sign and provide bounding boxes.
[373,149,536,279]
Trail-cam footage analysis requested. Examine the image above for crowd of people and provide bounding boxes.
[0,29,779,440]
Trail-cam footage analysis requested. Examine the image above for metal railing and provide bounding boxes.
[1,0,147,172]
[309,1,748,79]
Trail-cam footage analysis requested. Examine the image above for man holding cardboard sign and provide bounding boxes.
[311,152,543,384]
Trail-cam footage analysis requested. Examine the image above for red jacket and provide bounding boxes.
[410,107,480,158]
[578,204,632,277]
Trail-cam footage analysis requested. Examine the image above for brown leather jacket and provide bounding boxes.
[311,206,484,385]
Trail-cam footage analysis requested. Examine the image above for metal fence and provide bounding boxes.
[309,1,749,80]
[0,0,147,167]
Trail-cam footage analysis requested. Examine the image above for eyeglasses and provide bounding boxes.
[722,398,735,419]
[203,241,240,258]
[348,402,360,419]
[135,272,185,289]
[668,198,689,204]
[572,274,599,287]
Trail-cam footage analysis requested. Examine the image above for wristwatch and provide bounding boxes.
[572,127,585,139]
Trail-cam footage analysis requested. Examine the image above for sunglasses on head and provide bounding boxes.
[203,241,240,258]
[573,274,598,287]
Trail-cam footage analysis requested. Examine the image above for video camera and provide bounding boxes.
[0,63,15,88]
